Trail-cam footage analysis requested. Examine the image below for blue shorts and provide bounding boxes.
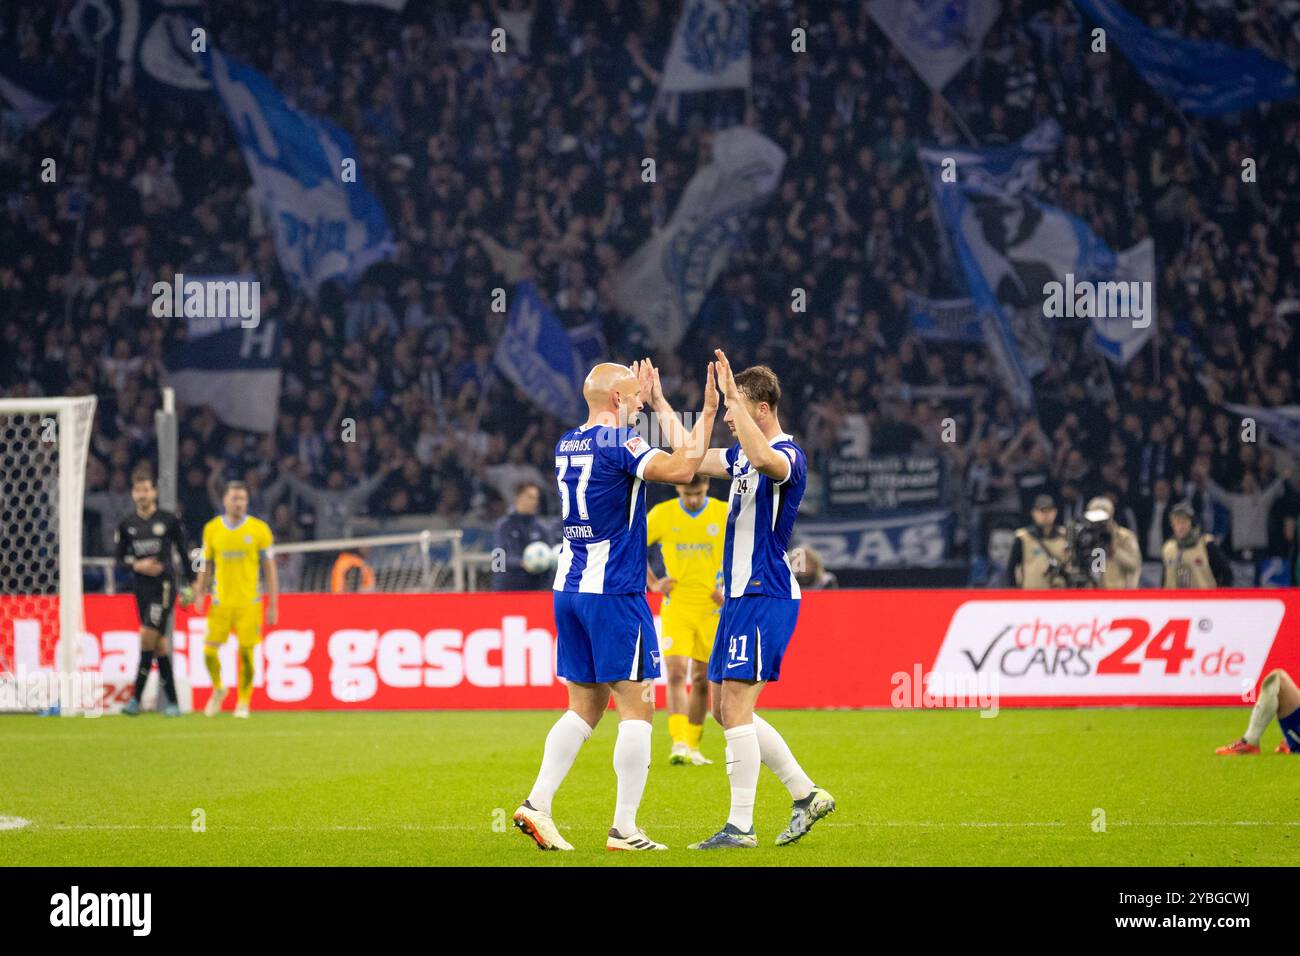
[554,591,661,684]
[707,595,800,684]
[1280,709,1300,753]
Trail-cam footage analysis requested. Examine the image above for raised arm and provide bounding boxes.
[1195,464,1231,504]
[1261,471,1291,505]
[641,363,719,485]
[641,362,691,450]
[713,349,788,482]
[205,462,225,511]
[345,459,399,506]
[278,459,326,507]
[695,448,731,478]
[639,361,730,479]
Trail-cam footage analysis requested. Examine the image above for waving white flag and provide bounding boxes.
[867,0,1001,91]
[611,128,784,349]
[661,0,751,93]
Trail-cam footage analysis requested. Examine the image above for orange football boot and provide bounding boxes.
[1215,739,1260,755]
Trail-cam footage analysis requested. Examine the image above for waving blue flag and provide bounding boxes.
[936,185,1034,410]
[938,178,1159,399]
[204,48,394,296]
[920,119,1060,197]
[1074,0,1298,116]
[494,283,606,421]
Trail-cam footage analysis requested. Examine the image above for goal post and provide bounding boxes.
[0,396,97,714]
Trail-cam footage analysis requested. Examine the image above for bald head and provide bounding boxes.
[584,362,634,401]
[584,362,641,422]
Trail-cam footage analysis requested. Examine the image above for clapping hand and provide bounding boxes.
[702,360,719,415]
[713,349,740,405]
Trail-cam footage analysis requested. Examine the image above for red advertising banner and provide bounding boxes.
[4,590,1298,710]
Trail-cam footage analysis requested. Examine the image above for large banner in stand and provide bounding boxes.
[825,453,944,512]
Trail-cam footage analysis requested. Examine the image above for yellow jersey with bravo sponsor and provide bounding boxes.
[202,515,274,608]
[647,497,727,608]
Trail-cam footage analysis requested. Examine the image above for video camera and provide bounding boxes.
[1044,507,1114,589]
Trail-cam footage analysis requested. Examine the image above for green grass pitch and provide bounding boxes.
[2,708,1296,866]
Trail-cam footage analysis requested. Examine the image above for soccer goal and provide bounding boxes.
[0,397,97,714]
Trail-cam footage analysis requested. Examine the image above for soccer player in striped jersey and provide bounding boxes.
[1216,668,1300,754]
[646,352,834,849]
[514,359,717,852]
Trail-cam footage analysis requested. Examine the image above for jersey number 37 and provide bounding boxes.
[556,454,593,520]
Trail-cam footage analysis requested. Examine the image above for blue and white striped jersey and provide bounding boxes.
[552,424,665,594]
[722,433,807,599]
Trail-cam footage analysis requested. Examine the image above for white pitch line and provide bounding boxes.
[0,816,31,831]
[0,731,416,742]
[39,823,474,832]
[822,820,1300,829]
[12,819,1300,834]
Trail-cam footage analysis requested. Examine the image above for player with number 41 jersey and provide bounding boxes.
[514,359,718,854]
[645,351,835,851]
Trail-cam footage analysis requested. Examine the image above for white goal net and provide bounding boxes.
[0,397,97,713]
[270,531,466,594]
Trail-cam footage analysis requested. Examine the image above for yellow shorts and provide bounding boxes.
[206,603,263,648]
[659,599,719,663]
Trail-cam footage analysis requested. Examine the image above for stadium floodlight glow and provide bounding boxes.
[0,397,97,714]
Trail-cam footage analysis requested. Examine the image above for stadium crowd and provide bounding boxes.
[2,0,1299,582]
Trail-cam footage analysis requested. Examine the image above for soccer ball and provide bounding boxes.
[522,540,555,574]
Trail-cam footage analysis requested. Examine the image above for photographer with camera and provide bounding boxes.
[1008,495,1069,589]
[1162,502,1233,588]
[1074,496,1142,589]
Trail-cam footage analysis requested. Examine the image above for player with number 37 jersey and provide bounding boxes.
[552,425,661,596]
[514,360,717,855]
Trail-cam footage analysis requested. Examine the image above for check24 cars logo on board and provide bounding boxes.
[929,600,1286,697]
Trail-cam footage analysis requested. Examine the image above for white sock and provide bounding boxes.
[724,723,760,832]
[612,719,653,834]
[753,713,814,801]
[1244,672,1281,745]
[526,710,592,816]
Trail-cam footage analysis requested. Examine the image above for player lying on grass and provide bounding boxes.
[646,474,727,767]
[514,359,717,852]
[187,481,278,719]
[1216,668,1300,754]
[116,467,194,716]
[647,352,834,849]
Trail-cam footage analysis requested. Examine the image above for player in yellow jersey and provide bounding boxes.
[188,481,278,718]
[646,474,727,766]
